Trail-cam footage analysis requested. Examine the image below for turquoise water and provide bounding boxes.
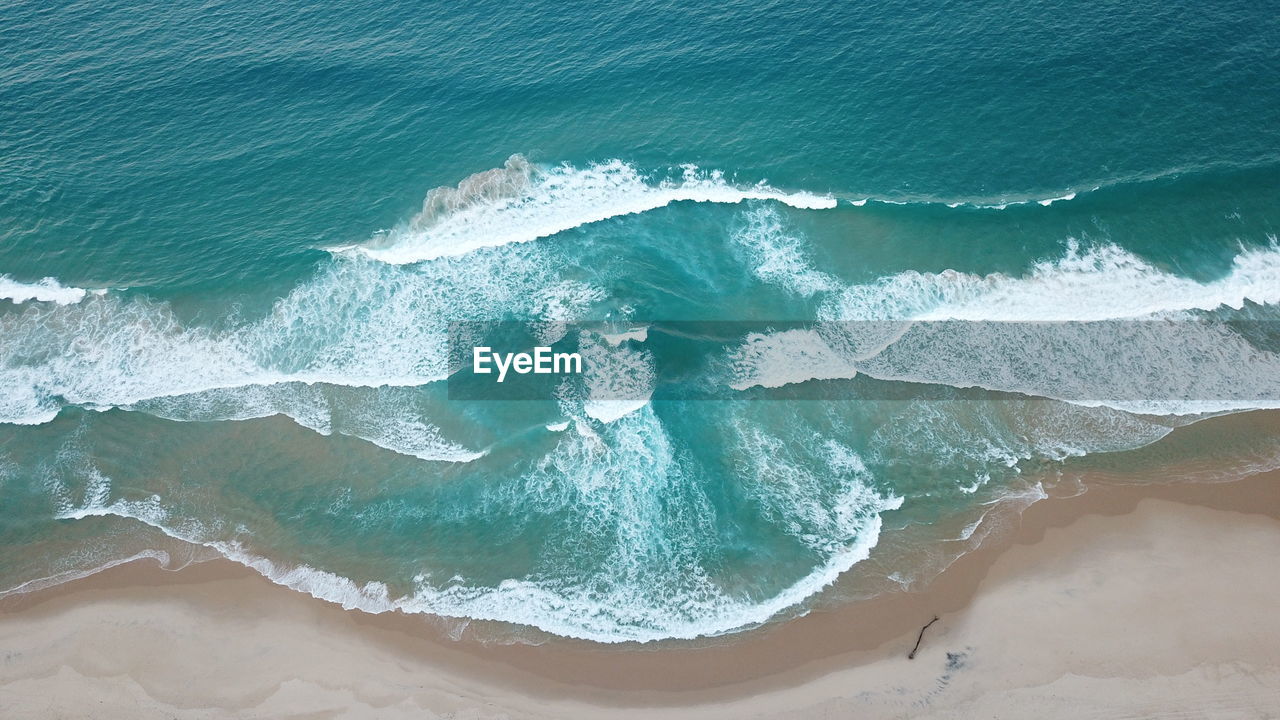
[2,0,1280,642]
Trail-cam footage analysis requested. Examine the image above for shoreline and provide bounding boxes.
[2,446,1279,716]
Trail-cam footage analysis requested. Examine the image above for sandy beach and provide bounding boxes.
[2,464,1278,718]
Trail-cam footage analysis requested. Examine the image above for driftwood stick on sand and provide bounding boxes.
[908,616,940,660]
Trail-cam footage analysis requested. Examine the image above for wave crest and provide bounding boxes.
[350,155,837,264]
[0,275,95,305]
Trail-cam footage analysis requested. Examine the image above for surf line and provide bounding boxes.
[472,346,583,383]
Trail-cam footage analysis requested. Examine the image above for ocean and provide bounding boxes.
[2,0,1279,643]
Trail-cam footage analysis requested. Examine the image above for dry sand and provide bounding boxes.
[2,472,1279,718]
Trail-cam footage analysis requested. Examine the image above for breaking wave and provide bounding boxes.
[728,211,1280,414]
[0,275,97,305]
[347,155,837,264]
[0,245,603,459]
[7,156,1280,645]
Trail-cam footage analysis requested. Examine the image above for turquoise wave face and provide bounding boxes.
[2,0,1280,642]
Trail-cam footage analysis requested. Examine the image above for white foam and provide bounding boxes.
[0,246,604,428]
[337,389,487,462]
[52,469,173,528]
[1037,191,1076,206]
[0,550,174,597]
[731,206,841,297]
[867,398,1177,491]
[48,410,902,643]
[727,240,1280,413]
[820,240,1280,323]
[847,188,1092,210]
[964,189,1082,209]
[393,510,894,643]
[73,433,1280,643]
[578,331,655,424]
[125,380,486,464]
[853,319,1280,416]
[728,329,857,390]
[384,409,903,642]
[0,274,90,305]
[351,155,837,264]
[599,327,649,345]
[584,398,649,425]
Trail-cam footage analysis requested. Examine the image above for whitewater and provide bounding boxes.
[4,156,1280,644]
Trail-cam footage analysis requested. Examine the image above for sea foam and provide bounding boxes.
[350,155,837,264]
[38,409,902,643]
[0,275,93,305]
[730,234,1280,414]
[0,243,602,462]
